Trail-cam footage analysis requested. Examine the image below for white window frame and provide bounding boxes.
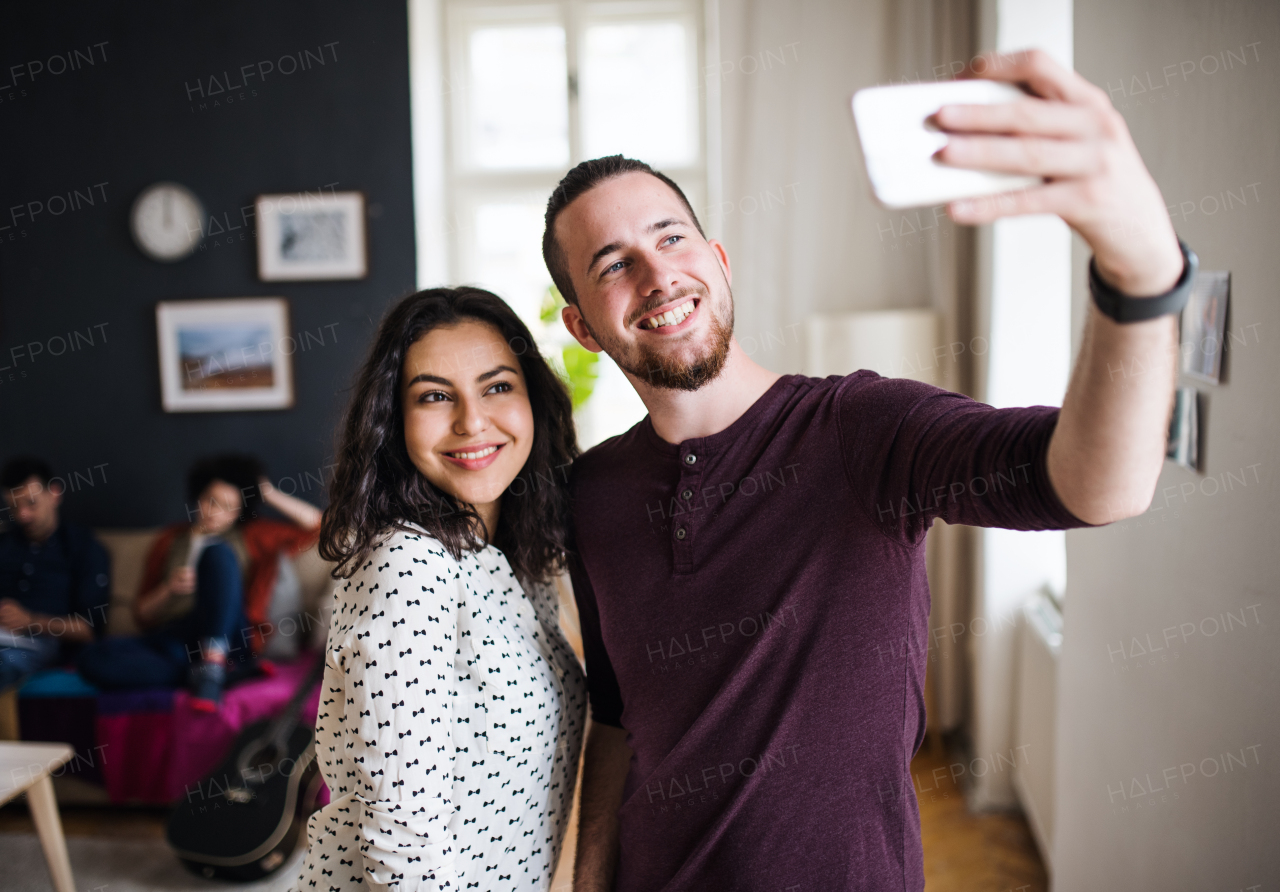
[440,0,711,317]
[411,0,720,446]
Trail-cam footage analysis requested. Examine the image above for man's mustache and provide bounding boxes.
[625,285,709,329]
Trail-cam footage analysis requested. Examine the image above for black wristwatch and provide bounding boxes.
[1089,239,1198,323]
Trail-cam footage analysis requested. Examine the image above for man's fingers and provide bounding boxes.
[933,99,1102,139]
[937,134,1100,178]
[962,49,1109,109]
[947,180,1078,225]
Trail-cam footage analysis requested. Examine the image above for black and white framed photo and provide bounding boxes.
[255,191,368,281]
[1180,270,1230,384]
[156,298,295,412]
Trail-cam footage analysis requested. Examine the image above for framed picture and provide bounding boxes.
[1180,270,1230,384]
[156,298,294,412]
[1166,386,1200,472]
[255,191,367,281]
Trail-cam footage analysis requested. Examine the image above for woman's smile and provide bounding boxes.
[441,442,505,470]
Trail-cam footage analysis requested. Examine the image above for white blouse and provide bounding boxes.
[294,527,586,892]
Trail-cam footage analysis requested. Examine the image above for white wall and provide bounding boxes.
[1054,1,1280,886]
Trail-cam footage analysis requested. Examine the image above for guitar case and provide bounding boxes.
[166,651,328,881]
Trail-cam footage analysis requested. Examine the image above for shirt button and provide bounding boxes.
[684,453,697,465]
[675,528,687,540]
[681,489,693,500]
[17,579,30,592]
[22,563,34,575]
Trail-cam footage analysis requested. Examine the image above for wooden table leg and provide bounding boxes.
[27,774,76,892]
[0,686,20,741]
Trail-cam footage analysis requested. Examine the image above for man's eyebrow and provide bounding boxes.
[647,217,683,233]
[585,217,690,276]
[587,241,624,276]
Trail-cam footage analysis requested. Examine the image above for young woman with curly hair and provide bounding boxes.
[294,287,585,892]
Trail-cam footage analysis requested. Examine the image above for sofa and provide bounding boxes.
[1,528,337,806]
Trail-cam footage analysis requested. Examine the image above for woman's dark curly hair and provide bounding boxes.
[320,287,579,583]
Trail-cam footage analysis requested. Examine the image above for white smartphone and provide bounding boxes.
[851,80,1044,210]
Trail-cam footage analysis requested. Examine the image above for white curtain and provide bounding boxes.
[714,0,933,372]
[887,0,979,738]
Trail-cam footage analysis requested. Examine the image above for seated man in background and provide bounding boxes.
[77,454,321,710]
[0,456,112,687]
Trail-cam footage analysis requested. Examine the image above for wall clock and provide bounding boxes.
[130,182,204,262]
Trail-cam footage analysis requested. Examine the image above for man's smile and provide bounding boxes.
[638,297,699,332]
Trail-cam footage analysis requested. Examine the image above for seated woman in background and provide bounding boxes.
[77,454,321,709]
[293,288,585,892]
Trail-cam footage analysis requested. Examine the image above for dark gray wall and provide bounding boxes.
[0,1,416,526]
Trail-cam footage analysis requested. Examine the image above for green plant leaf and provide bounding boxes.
[540,284,565,325]
[562,343,599,410]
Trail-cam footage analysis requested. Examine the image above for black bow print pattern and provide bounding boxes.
[298,530,584,892]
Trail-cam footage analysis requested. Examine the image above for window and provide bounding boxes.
[418,0,711,447]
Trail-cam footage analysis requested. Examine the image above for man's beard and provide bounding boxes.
[585,285,734,392]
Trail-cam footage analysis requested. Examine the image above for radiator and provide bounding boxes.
[1013,587,1062,874]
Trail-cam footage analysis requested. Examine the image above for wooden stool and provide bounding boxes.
[0,741,76,892]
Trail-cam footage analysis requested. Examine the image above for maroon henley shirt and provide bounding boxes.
[568,372,1090,892]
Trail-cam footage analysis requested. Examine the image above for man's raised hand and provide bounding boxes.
[933,49,1185,298]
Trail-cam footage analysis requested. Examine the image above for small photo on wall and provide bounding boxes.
[1166,386,1199,472]
[156,298,294,412]
[1180,270,1230,384]
[256,191,367,281]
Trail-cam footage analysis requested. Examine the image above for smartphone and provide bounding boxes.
[851,80,1043,210]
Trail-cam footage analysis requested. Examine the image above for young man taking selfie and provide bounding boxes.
[545,52,1194,891]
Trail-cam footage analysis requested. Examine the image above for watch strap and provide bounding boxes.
[1089,240,1198,323]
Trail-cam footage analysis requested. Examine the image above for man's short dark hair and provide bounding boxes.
[542,155,705,306]
[1,456,54,491]
[187,453,265,522]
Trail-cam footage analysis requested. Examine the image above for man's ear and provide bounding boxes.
[561,304,603,353]
[708,238,732,287]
